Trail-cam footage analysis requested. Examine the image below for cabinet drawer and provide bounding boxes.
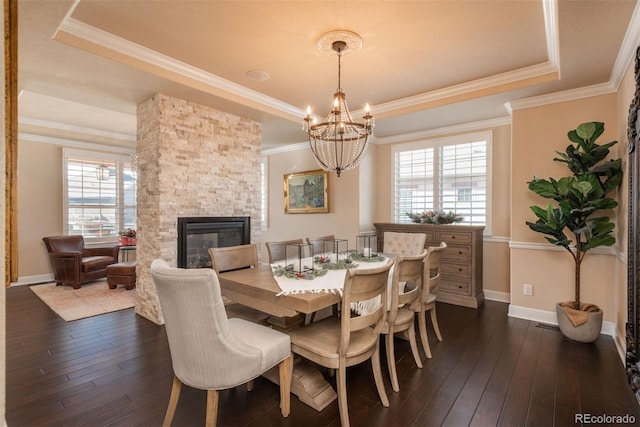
[440,276,471,295]
[443,246,470,262]
[441,262,470,278]
[435,231,471,245]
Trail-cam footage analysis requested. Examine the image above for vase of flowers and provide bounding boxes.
[119,228,137,246]
[406,210,464,225]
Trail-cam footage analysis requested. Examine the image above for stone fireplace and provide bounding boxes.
[135,93,262,324]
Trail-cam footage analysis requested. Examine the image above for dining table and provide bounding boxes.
[217,256,393,412]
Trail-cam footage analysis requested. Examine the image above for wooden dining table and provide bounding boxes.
[218,265,342,411]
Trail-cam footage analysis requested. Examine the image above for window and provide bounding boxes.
[64,149,137,240]
[392,131,491,229]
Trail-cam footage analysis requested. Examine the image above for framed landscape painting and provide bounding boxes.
[284,170,329,214]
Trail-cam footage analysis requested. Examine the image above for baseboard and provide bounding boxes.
[614,329,626,365]
[11,273,54,286]
[484,289,510,303]
[508,304,617,337]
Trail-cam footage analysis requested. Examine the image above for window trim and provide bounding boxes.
[390,130,492,235]
[63,148,136,244]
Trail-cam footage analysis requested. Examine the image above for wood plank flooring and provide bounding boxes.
[6,285,640,426]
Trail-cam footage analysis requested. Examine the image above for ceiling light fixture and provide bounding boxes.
[96,164,110,181]
[303,30,374,177]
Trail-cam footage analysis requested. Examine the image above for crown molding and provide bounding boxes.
[505,82,616,112]
[374,117,511,145]
[372,61,558,117]
[262,140,309,156]
[19,116,136,142]
[55,17,306,122]
[610,0,640,90]
[19,132,135,153]
[57,8,559,125]
[542,0,560,75]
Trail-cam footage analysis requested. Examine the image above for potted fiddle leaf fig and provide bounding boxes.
[526,121,623,343]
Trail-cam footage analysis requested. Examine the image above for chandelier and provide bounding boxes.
[96,164,110,181]
[303,31,374,177]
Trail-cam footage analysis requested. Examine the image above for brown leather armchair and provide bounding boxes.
[42,236,120,289]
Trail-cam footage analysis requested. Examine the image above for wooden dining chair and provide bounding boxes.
[382,248,427,392]
[208,244,259,274]
[265,238,304,263]
[288,259,394,427]
[208,244,269,325]
[383,231,427,256]
[306,235,335,256]
[412,242,447,358]
[150,259,293,427]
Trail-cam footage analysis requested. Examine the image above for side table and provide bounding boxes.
[119,245,137,262]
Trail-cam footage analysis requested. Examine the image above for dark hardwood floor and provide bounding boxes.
[6,285,640,426]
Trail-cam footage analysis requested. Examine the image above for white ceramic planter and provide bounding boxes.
[556,302,603,343]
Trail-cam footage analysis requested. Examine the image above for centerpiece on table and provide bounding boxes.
[119,228,137,246]
[406,210,464,224]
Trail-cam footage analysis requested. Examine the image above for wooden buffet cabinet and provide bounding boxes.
[374,223,484,308]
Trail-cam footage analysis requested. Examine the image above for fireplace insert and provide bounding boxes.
[177,216,250,268]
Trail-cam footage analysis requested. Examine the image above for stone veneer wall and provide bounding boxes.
[135,93,262,324]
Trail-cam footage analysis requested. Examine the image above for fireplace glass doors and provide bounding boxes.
[177,217,250,268]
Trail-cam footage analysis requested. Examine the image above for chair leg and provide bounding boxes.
[371,340,389,408]
[407,322,423,369]
[163,375,182,427]
[418,310,432,359]
[205,389,219,427]
[337,362,350,427]
[246,379,254,391]
[385,333,399,392]
[430,307,443,341]
[278,355,292,417]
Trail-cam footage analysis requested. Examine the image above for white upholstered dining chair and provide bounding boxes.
[150,259,292,427]
[412,242,447,358]
[383,231,427,256]
[381,248,427,392]
[288,259,394,427]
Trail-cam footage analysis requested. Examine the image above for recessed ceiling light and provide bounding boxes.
[246,70,270,81]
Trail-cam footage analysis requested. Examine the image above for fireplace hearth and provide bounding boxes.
[177,217,250,268]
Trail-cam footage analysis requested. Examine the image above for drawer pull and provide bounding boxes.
[451,235,456,239]
[458,268,463,272]
[458,251,463,255]
[458,285,463,289]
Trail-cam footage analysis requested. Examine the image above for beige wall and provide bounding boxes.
[17,141,62,278]
[261,145,366,263]
[510,93,620,320]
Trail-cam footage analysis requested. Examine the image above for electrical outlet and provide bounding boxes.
[523,283,533,296]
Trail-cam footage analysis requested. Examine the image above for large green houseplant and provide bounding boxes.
[526,121,623,342]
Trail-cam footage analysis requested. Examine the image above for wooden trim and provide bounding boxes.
[4,0,17,285]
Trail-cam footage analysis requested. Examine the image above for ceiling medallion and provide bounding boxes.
[303,30,373,178]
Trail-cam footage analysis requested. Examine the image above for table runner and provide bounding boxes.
[271,257,390,296]
[271,256,401,315]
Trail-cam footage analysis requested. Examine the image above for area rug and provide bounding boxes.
[30,280,135,321]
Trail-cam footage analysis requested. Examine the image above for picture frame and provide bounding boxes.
[284,170,329,214]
